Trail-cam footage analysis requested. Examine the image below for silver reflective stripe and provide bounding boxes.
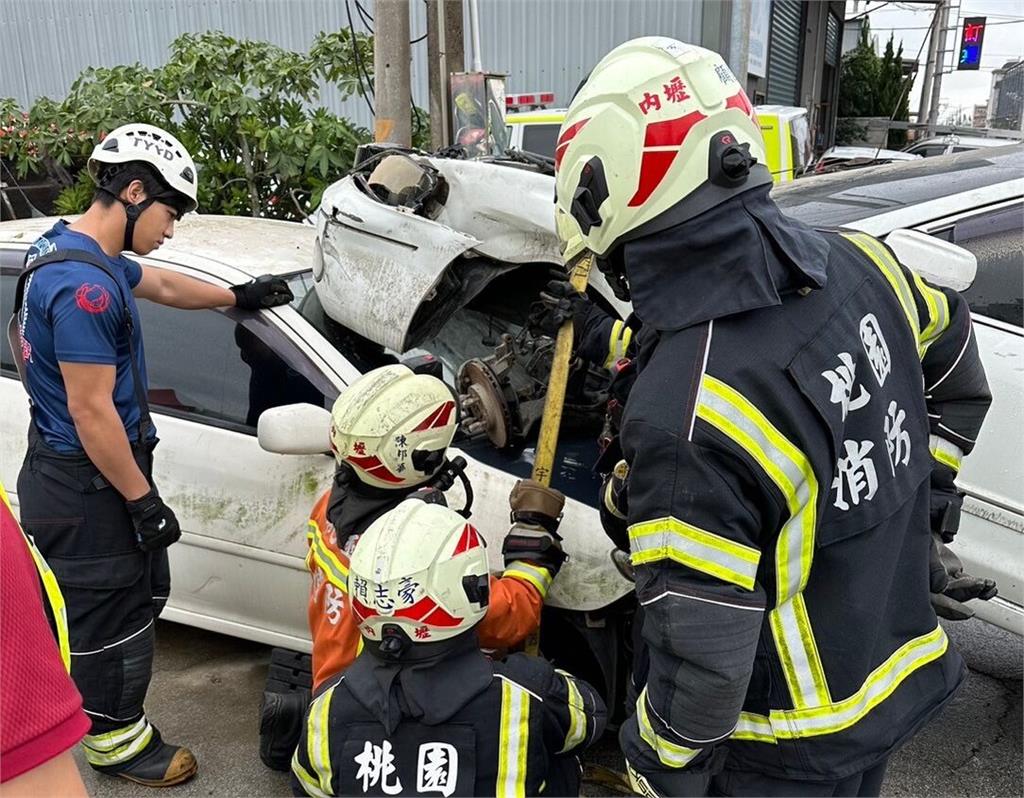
[503,561,554,597]
[308,683,336,793]
[556,670,587,753]
[628,516,760,590]
[635,687,701,768]
[774,625,948,737]
[496,678,530,797]
[82,717,154,766]
[697,375,829,709]
[928,434,963,472]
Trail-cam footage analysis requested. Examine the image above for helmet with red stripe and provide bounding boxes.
[330,364,459,490]
[554,38,771,294]
[348,498,490,647]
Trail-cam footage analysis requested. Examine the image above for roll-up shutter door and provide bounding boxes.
[766,0,804,106]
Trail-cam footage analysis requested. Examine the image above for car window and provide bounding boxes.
[520,124,560,159]
[931,205,1024,328]
[138,296,336,432]
[1,255,23,377]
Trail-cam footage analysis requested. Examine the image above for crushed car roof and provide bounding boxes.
[0,215,316,278]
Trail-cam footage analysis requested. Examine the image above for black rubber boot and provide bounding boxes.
[94,732,198,788]
[259,688,310,771]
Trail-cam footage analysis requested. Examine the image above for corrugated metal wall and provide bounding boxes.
[1,0,703,128]
[765,0,803,106]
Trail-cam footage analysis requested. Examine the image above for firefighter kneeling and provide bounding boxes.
[291,497,606,797]
[261,365,565,770]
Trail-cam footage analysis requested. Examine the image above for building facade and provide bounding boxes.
[1,0,844,149]
[988,60,1024,131]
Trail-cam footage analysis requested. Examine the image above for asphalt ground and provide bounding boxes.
[74,617,1022,797]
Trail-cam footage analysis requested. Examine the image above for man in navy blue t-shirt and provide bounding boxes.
[14,123,293,788]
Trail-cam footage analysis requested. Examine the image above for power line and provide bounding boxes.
[344,0,376,116]
[868,19,1024,29]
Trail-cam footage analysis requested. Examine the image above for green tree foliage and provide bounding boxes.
[837,20,911,148]
[2,30,429,219]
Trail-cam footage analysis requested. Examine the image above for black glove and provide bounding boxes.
[230,274,294,310]
[528,280,592,338]
[502,479,567,576]
[930,462,964,544]
[125,490,182,551]
[929,534,997,621]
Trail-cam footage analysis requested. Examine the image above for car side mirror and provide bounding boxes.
[884,229,977,291]
[257,403,333,455]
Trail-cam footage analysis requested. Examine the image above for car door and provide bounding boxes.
[922,201,1024,632]
[134,281,341,650]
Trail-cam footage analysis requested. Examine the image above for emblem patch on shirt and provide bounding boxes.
[74,283,112,314]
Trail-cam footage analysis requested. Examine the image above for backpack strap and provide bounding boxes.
[8,247,152,445]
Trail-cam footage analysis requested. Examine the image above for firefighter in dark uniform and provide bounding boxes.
[552,38,995,796]
[291,495,606,797]
[11,123,293,786]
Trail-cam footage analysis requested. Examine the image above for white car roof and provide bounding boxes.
[910,135,1020,148]
[0,214,316,279]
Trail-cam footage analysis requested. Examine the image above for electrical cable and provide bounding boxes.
[872,1,940,161]
[846,2,893,23]
[345,0,376,116]
[0,160,45,218]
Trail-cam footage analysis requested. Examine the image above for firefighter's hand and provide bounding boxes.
[125,490,182,551]
[930,535,998,621]
[528,280,592,338]
[503,480,567,575]
[230,274,294,310]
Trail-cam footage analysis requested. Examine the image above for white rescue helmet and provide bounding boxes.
[348,498,490,645]
[330,364,459,490]
[87,123,199,214]
[554,37,770,263]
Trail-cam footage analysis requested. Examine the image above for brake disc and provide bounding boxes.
[458,358,513,448]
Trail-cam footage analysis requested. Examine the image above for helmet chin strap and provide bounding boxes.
[118,197,156,253]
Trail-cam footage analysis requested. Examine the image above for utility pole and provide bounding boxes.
[916,1,941,134]
[374,0,412,146]
[426,0,465,150]
[927,0,951,137]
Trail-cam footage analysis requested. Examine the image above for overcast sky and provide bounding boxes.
[848,0,1024,118]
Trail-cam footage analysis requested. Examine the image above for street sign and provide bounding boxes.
[957,17,986,71]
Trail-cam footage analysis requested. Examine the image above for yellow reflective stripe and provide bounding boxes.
[731,711,776,743]
[697,375,830,709]
[503,561,553,598]
[929,434,963,472]
[496,678,530,797]
[292,752,332,798]
[733,627,949,742]
[628,516,760,591]
[912,271,951,352]
[307,683,335,794]
[636,686,701,768]
[772,625,948,737]
[82,719,154,765]
[507,114,565,124]
[1,482,72,671]
[604,320,624,368]
[23,532,71,671]
[555,669,587,753]
[308,520,349,593]
[843,233,920,349]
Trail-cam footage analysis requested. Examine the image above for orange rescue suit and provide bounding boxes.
[306,490,552,691]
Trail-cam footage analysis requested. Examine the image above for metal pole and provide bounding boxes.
[467,0,483,71]
[374,0,412,146]
[927,0,951,136]
[426,0,464,150]
[916,1,940,132]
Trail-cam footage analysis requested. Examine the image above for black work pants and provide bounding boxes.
[17,426,169,739]
[710,758,889,797]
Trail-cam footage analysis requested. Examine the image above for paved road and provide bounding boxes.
[75,617,1021,797]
